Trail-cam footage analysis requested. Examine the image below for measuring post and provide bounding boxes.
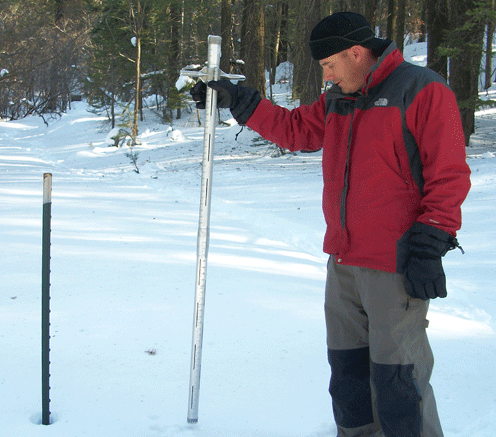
[42,173,52,425]
[180,35,245,424]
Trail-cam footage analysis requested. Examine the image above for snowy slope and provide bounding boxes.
[1,43,495,437]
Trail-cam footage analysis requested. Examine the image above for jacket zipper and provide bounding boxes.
[340,103,356,229]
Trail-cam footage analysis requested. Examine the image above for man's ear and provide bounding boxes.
[349,45,364,62]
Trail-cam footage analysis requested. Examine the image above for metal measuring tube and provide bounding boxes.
[180,35,245,424]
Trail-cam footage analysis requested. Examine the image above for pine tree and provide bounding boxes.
[442,0,490,145]
[86,0,136,128]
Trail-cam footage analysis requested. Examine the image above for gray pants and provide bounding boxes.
[324,256,444,437]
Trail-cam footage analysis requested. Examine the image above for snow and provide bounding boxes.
[176,75,195,92]
[481,151,495,159]
[1,43,496,437]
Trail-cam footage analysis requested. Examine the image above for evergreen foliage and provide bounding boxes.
[0,0,494,145]
[437,0,495,145]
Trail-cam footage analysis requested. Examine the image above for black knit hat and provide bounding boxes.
[309,12,390,61]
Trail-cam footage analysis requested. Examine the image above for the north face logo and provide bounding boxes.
[374,98,388,106]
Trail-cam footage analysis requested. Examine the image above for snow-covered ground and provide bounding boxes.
[1,43,495,437]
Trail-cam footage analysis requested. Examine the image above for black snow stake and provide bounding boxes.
[41,173,52,425]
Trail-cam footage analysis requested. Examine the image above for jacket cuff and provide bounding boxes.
[409,222,459,258]
[231,87,262,125]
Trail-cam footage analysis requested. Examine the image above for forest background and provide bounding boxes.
[0,0,494,147]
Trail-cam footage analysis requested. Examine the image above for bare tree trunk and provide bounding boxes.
[332,0,347,12]
[169,0,182,119]
[272,3,283,84]
[133,32,141,141]
[448,0,486,145]
[268,1,285,87]
[395,0,406,52]
[127,0,145,142]
[220,0,233,74]
[349,0,364,14]
[292,0,322,106]
[129,0,142,173]
[485,19,496,90]
[386,0,395,40]
[426,0,448,79]
[364,0,379,28]
[419,0,426,43]
[242,0,266,98]
[55,0,64,22]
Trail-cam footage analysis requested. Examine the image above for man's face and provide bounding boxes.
[319,47,368,94]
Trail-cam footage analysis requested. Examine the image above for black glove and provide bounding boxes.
[189,80,261,125]
[404,222,461,300]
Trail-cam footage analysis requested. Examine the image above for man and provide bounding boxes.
[191,12,471,437]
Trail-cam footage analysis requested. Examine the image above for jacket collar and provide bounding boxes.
[363,41,403,93]
[326,41,403,100]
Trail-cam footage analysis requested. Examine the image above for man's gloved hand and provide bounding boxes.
[404,222,461,300]
[190,80,232,109]
[405,256,447,300]
[190,81,207,109]
[190,80,261,125]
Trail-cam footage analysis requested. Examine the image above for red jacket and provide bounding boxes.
[246,44,471,273]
